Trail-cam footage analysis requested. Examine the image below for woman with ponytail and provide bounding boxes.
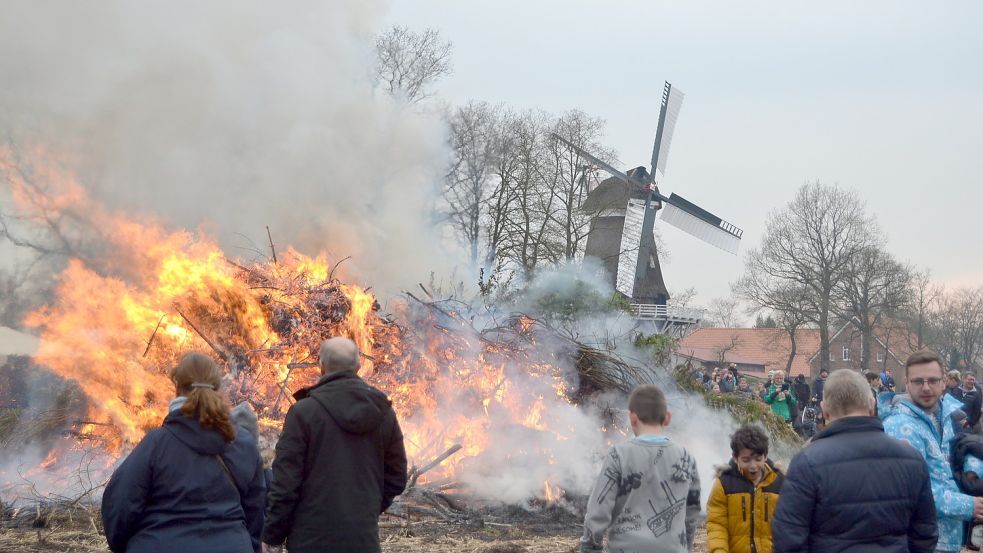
[102,352,266,553]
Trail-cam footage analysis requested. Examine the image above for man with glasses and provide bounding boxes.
[881,350,983,553]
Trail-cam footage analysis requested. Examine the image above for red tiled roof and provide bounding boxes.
[678,328,821,377]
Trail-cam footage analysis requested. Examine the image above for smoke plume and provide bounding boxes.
[0,0,456,296]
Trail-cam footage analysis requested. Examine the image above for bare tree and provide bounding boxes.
[546,110,612,262]
[834,243,912,371]
[713,334,744,364]
[905,268,943,350]
[482,109,523,271]
[670,286,698,309]
[734,182,874,373]
[444,102,500,264]
[375,27,452,104]
[0,142,105,326]
[706,297,742,328]
[499,111,558,275]
[932,287,983,371]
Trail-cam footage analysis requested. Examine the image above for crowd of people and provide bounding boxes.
[97,338,983,553]
[585,349,983,552]
[692,362,916,440]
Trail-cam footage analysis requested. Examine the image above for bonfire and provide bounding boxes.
[0,159,654,529]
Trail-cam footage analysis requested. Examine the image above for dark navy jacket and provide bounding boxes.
[772,416,937,553]
[262,370,407,553]
[102,411,267,553]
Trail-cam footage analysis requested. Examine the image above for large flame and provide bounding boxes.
[4,148,598,500]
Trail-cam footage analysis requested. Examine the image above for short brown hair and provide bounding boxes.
[629,384,668,424]
[906,349,945,374]
[865,372,880,384]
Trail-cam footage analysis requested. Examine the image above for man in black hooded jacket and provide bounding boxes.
[262,337,408,553]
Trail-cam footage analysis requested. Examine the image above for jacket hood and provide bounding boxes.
[162,411,231,455]
[230,402,260,442]
[296,371,389,434]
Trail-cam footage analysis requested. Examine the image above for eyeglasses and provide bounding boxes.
[908,377,943,387]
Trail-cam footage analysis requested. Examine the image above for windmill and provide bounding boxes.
[553,81,743,311]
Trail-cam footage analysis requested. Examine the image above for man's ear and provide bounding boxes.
[629,411,639,427]
[663,409,672,428]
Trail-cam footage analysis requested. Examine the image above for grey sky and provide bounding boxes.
[384,0,983,310]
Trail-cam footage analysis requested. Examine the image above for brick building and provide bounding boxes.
[679,318,918,387]
[677,327,820,379]
[807,318,916,384]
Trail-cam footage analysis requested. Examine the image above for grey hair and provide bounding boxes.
[822,369,874,419]
[948,370,962,381]
[319,336,360,373]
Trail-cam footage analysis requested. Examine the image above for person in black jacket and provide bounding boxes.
[950,372,983,431]
[101,352,267,553]
[772,369,938,553]
[791,374,811,407]
[262,337,408,553]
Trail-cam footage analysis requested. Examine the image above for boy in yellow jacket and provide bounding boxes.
[706,425,783,553]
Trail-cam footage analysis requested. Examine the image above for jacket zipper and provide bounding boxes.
[765,493,769,522]
[741,496,747,521]
[749,488,757,553]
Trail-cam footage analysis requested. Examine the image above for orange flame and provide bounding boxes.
[5,147,587,498]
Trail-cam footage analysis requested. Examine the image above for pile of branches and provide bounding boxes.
[404,289,652,397]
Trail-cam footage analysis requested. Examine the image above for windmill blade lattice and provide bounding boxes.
[616,200,647,297]
[659,193,743,254]
[650,83,685,179]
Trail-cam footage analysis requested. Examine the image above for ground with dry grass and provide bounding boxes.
[0,519,709,553]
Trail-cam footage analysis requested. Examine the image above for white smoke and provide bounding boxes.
[0,0,457,296]
[430,261,740,508]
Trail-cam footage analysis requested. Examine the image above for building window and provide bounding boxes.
[829,351,834,362]
[842,347,850,361]
[877,351,885,363]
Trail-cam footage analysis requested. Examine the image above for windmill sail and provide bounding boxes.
[650,82,685,179]
[660,193,743,254]
[616,200,646,297]
[550,133,644,188]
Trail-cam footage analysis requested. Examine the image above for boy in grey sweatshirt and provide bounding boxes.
[581,385,701,553]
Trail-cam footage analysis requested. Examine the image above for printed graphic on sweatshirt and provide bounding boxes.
[646,481,685,538]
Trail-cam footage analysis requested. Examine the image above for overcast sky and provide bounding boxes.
[384,0,983,311]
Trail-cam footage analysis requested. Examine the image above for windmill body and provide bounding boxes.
[581,174,669,305]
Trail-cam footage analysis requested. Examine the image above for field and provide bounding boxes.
[0,512,710,553]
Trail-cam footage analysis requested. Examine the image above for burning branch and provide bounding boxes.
[266,226,278,264]
[142,314,165,358]
[173,305,228,364]
[407,443,462,489]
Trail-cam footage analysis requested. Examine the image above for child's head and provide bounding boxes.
[730,425,769,482]
[628,384,669,434]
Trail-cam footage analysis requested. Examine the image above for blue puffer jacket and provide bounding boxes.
[102,411,267,553]
[880,392,973,552]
